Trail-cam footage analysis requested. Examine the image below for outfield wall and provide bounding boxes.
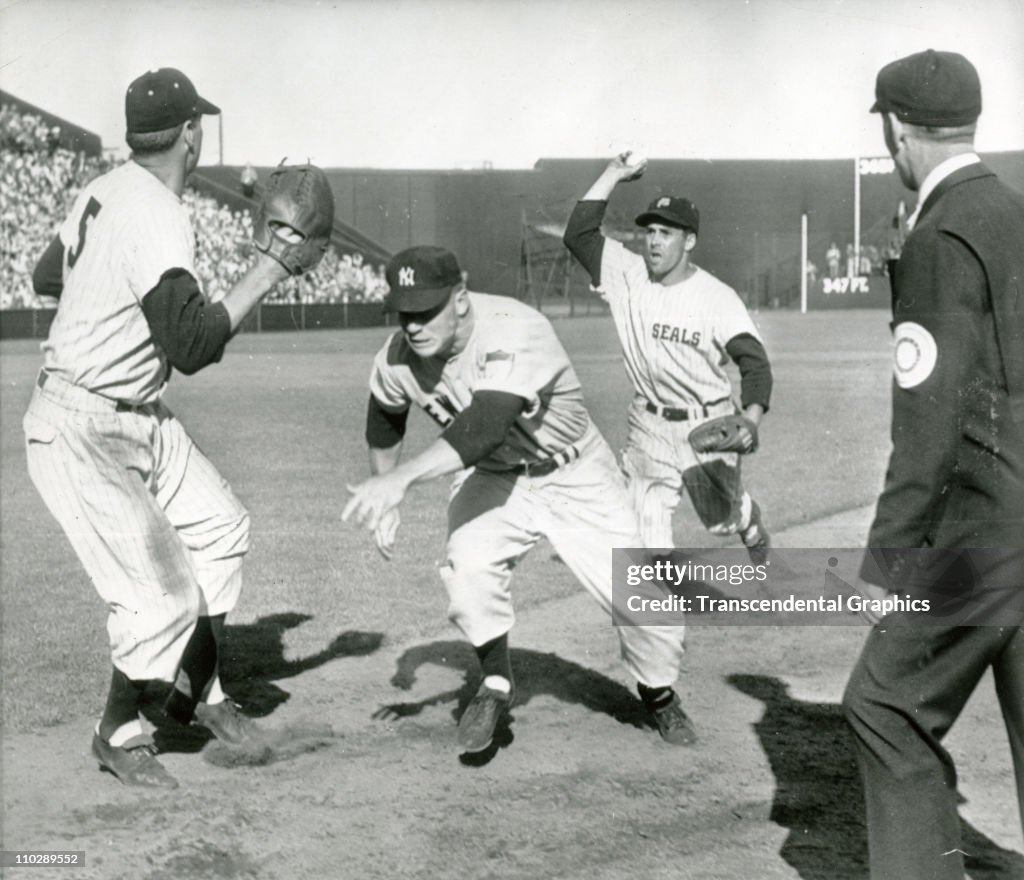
[0,303,392,340]
[200,151,1024,306]
[807,274,891,310]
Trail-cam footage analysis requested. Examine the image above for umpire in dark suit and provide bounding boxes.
[842,50,1024,880]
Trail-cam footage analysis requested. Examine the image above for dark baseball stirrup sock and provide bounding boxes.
[98,667,147,742]
[165,615,219,725]
[201,612,228,703]
[637,683,676,710]
[474,633,512,685]
[208,612,226,649]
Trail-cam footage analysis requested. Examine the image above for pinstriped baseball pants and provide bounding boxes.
[621,397,751,549]
[23,373,249,682]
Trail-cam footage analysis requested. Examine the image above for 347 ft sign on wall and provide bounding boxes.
[823,276,871,295]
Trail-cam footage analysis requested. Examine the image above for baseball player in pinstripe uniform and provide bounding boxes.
[343,245,695,752]
[24,68,293,787]
[564,155,773,561]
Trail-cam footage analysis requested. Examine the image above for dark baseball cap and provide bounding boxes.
[125,68,220,134]
[635,196,700,234]
[384,246,463,313]
[871,50,981,126]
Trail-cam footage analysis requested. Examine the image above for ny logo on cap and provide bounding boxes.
[399,267,415,286]
[657,197,671,208]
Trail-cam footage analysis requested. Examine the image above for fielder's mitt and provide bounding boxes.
[688,414,759,454]
[253,163,335,275]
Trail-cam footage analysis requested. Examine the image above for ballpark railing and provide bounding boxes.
[0,302,394,340]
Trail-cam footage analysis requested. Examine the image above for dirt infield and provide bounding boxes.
[3,508,1022,880]
[2,316,1022,879]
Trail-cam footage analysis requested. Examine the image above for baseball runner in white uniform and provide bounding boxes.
[24,69,295,788]
[343,245,694,752]
[564,154,773,560]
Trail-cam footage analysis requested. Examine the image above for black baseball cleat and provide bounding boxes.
[194,700,263,745]
[741,500,771,566]
[92,733,179,788]
[457,683,513,753]
[649,693,698,746]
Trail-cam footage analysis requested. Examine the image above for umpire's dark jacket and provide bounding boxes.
[862,162,1024,586]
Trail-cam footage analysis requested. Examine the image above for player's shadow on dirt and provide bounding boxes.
[373,639,652,765]
[145,612,382,752]
[729,674,1024,880]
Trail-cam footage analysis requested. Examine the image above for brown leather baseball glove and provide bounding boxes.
[688,414,759,454]
[253,163,335,275]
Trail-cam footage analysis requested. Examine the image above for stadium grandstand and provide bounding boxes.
[1,94,391,336]
[3,91,1023,333]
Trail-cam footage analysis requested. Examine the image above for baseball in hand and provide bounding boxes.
[623,150,648,168]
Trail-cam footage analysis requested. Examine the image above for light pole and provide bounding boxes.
[853,156,861,275]
[800,213,808,314]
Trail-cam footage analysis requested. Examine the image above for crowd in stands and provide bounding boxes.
[0,105,62,155]
[1,105,387,310]
[1,106,107,309]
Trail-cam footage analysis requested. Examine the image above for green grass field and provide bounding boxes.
[0,309,894,733]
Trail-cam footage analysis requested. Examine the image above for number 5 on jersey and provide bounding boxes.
[67,196,103,269]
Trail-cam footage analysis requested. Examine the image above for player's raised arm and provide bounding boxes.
[563,151,648,284]
[135,163,333,376]
[139,257,285,375]
[143,163,334,375]
[584,151,649,201]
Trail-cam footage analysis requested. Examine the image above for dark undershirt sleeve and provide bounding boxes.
[442,391,529,467]
[725,333,773,411]
[140,268,232,375]
[365,394,410,448]
[563,200,608,286]
[32,235,65,299]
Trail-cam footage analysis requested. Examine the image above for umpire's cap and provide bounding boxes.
[635,196,700,234]
[384,246,463,313]
[871,50,981,126]
[126,68,220,134]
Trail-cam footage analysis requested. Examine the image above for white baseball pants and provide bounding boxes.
[23,372,249,682]
[439,424,685,689]
[621,397,751,549]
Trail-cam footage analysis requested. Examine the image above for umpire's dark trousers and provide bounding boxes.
[843,577,1024,880]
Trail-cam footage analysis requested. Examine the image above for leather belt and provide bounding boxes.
[505,445,581,478]
[645,396,732,422]
[645,402,693,421]
[37,371,142,413]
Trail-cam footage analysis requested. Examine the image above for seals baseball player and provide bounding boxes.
[23,68,334,787]
[343,245,694,752]
[563,154,773,562]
